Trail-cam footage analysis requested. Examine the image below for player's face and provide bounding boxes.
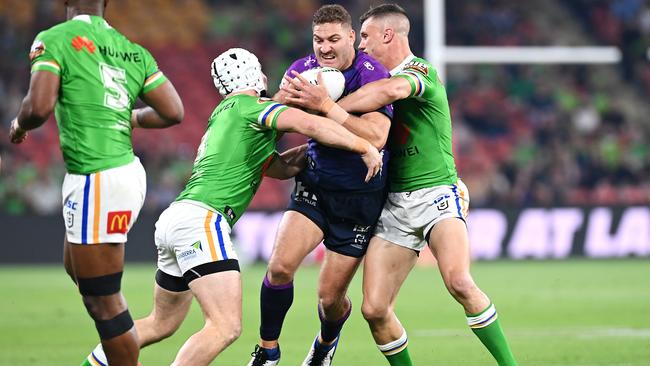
[312,22,356,71]
[359,18,386,62]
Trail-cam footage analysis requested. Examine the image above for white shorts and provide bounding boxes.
[155,201,239,277]
[62,157,146,245]
[374,179,470,251]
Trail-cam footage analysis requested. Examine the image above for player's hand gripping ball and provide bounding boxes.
[298,67,345,101]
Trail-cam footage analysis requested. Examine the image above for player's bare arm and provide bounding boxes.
[9,70,60,144]
[131,80,184,129]
[282,70,390,149]
[265,144,308,180]
[337,76,411,113]
[275,108,382,182]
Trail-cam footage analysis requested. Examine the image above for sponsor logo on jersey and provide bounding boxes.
[71,36,96,54]
[433,194,451,211]
[178,248,197,259]
[64,200,78,228]
[294,181,317,206]
[97,45,142,62]
[65,200,78,210]
[192,241,203,251]
[220,99,236,111]
[363,61,375,71]
[353,225,372,233]
[394,145,421,158]
[29,39,46,61]
[107,211,132,234]
[404,61,428,75]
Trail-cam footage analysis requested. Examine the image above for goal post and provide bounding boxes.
[424,0,622,82]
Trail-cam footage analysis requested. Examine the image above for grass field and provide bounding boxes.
[1,259,649,366]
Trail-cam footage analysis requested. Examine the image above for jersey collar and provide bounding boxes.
[390,54,416,76]
[72,14,112,29]
[72,14,92,23]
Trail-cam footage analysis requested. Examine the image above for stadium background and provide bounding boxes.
[0,0,649,365]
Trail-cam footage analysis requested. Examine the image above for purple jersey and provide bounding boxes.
[286,51,393,191]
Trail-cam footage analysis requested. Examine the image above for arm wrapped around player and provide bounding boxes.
[265,144,308,180]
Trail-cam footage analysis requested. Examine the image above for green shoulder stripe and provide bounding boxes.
[142,70,167,94]
[31,60,61,75]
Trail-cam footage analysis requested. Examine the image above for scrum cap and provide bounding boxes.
[211,48,265,96]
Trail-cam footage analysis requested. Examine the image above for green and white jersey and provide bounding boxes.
[388,55,458,192]
[176,94,288,227]
[29,14,167,174]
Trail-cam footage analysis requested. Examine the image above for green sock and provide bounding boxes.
[378,330,413,366]
[467,303,518,366]
[385,347,413,366]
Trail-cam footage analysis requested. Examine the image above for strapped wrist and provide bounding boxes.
[320,98,335,114]
[325,103,350,125]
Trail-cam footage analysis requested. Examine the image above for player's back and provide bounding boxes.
[31,15,166,174]
[177,94,285,227]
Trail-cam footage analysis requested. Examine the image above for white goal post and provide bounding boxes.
[424,0,622,82]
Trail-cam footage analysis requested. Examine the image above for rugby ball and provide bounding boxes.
[299,67,345,101]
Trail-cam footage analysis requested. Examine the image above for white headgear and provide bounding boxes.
[211,48,266,96]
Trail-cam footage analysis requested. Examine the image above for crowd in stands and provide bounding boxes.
[1,0,649,215]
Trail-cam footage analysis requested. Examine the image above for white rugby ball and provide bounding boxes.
[299,67,345,101]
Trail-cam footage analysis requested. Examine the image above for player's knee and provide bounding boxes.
[318,291,347,313]
[153,318,181,340]
[266,261,296,285]
[82,294,127,321]
[207,319,241,346]
[361,299,390,324]
[224,322,242,345]
[444,272,478,299]
[78,272,125,320]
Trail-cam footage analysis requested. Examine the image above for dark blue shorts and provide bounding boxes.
[287,175,386,258]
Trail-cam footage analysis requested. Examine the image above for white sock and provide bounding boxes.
[377,329,408,356]
[87,343,107,365]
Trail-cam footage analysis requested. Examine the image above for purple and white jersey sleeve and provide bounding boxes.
[285,55,319,76]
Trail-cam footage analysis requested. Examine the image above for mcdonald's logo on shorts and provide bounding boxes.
[107,211,132,234]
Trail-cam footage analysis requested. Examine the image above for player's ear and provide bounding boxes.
[384,28,395,43]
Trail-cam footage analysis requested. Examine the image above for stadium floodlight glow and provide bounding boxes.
[424,0,623,82]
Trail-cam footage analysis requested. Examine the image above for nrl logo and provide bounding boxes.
[29,39,46,61]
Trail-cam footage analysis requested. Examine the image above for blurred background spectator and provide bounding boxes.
[1,0,649,215]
